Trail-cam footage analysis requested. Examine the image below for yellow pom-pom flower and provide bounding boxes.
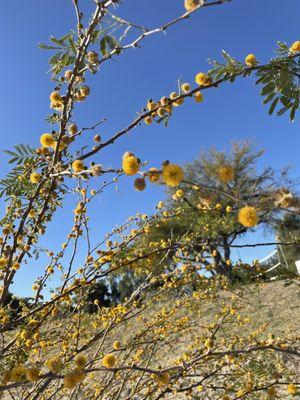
[184,0,201,12]
[194,91,203,103]
[287,383,298,395]
[175,189,184,198]
[74,354,87,370]
[40,133,55,148]
[148,167,160,183]
[11,365,27,382]
[52,141,66,152]
[30,172,41,184]
[113,340,121,350]
[238,206,259,227]
[245,54,257,67]
[218,165,234,183]
[0,257,8,268]
[153,372,170,386]
[134,177,146,191]
[72,160,85,173]
[162,164,184,187]
[50,91,63,108]
[12,262,20,271]
[170,92,184,107]
[26,368,40,382]
[290,40,300,53]
[122,155,140,176]
[102,354,116,368]
[64,370,85,389]
[145,116,153,125]
[45,356,63,373]
[195,72,211,86]
[181,83,190,92]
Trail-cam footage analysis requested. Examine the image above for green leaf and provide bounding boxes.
[49,52,63,66]
[290,98,299,122]
[268,97,279,115]
[100,35,120,58]
[261,83,275,96]
[263,92,276,105]
[38,43,60,50]
[280,96,292,108]
[68,36,77,54]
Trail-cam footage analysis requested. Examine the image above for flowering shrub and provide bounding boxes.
[0,1,299,399]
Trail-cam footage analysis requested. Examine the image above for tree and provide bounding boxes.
[132,142,297,278]
[0,1,299,399]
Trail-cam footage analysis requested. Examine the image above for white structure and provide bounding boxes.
[295,260,300,275]
[259,246,300,276]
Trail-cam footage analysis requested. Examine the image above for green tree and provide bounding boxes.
[133,142,294,277]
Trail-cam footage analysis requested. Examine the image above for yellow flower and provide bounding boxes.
[12,262,20,271]
[226,205,232,212]
[195,72,211,86]
[147,100,157,111]
[45,356,63,373]
[157,201,164,209]
[74,354,87,370]
[290,40,300,53]
[80,85,90,97]
[170,92,184,106]
[11,365,27,382]
[238,206,259,227]
[162,164,184,187]
[153,372,170,386]
[32,283,39,291]
[145,116,153,125]
[113,340,121,350]
[64,370,85,389]
[40,133,55,148]
[157,107,166,117]
[287,383,298,395]
[50,91,63,108]
[64,70,72,81]
[0,258,7,268]
[72,160,85,173]
[175,189,184,198]
[218,165,234,183]
[30,172,41,184]
[181,83,190,92]
[148,167,160,183]
[68,123,78,135]
[52,141,66,152]
[245,54,257,67]
[102,354,116,368]
[122,155,140,176]
[134,177,146,191]
[26,368,40,382]
[184,0,201,12]
[194,91,203,103]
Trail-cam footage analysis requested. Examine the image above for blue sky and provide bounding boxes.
[0,0,299,296]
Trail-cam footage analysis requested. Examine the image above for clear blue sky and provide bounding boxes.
[1,0,299,296]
